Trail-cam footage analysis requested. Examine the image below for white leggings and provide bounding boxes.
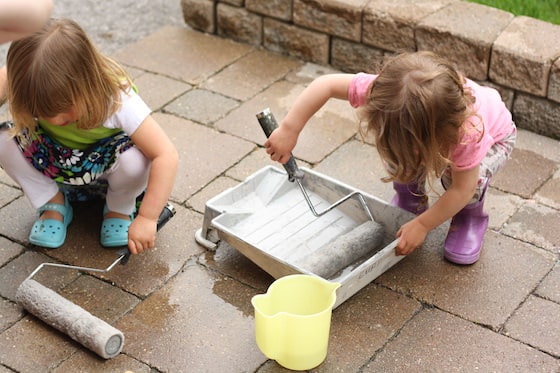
[0,130,149,215]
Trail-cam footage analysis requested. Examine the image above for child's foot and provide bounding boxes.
[38,191,65,221]
[100,204,132,247]
[444,200,488,265]
[29,191,73,249]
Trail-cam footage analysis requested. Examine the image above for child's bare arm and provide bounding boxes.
[265,74,354,164]
[396,166,480,255]
[0,0,53,44]
[128,115,178,254]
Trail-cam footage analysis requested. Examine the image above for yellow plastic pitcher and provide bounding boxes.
[251,274,341,371]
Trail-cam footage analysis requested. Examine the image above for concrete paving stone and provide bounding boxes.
[52,353,152,373]
[377,231,556,329]
[123,65,145,81]
[503,202,560,254]
[46,203,203,298]
[202,241,274,292]
[216,80,359,164]
[0,317,77,373]
[362,308,559,372]
[536,168,560,210]
[0,0,185,64]
[515,128,560,164]
[284,62,341,85]
[114,264,265,373]
[0,251,80,302]
[492,148,557,199]
[58,275,140,324]
[289,100,359,164]
[0,197,35,245]
[200,49,302,101]
[536,265,560,303]
[0,169,19,189]
[322,284,422,371]
[0,237,23,267]
[224,147,313,184]
[215,80,306,146]
[0,298,23,333]
[485,188,524,231]
[165,89,240,125]
[313,139,395,202]
[114,27,253,85]
[0,184,21,210]
[51,0,184,57]
[188,175,241,214]
[0,365,15,373]
[504,295,560,358]
[154,112,256,203]
[256,360,295,372]
[132,71,192,112]
[516,128,560,161]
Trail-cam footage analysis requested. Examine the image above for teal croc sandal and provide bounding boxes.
[29,198,73,249]
[101,205,132,247]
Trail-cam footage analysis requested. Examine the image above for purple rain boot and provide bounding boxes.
[444,190,489,265]
[391,181,428,215]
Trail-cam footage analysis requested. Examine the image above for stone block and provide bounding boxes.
[263,18,329,64]
[246,0,292,21]
[548,58,560,103]
[217,3,262,46]
[513,93,560,140]
[363,0,456,52]
[221,0,243,5]
[417,1,513,81]
[331,37,385,73]
[491,17,560,97]
[294,0,367,42]
[180,0,216,34]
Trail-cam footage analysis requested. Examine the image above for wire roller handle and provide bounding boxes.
[119,202,176,265]
[256,108,304,182]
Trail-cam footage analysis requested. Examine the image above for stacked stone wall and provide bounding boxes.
[181,0,560,140]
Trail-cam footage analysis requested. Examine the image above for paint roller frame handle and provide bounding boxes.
[256,108,304,182]
[118,202,177,265]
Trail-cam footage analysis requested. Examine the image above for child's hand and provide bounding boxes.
[264,125,298,164]
[127,214,157,254]
[395,218,429,256]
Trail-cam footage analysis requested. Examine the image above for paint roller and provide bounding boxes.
[15,202,176,359]
[256,109,385,278]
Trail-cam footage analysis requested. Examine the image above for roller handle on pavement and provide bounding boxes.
[119,202,177,265]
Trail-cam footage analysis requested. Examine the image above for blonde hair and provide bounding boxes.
[360,51,478,186]
[6,18,132,133]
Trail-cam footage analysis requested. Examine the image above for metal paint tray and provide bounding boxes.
[195,165,412,308]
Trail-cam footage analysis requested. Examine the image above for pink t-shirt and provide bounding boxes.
[348,73,514,171]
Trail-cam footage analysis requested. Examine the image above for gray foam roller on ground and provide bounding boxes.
[15,279,124,359]
[295,220,385,278]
